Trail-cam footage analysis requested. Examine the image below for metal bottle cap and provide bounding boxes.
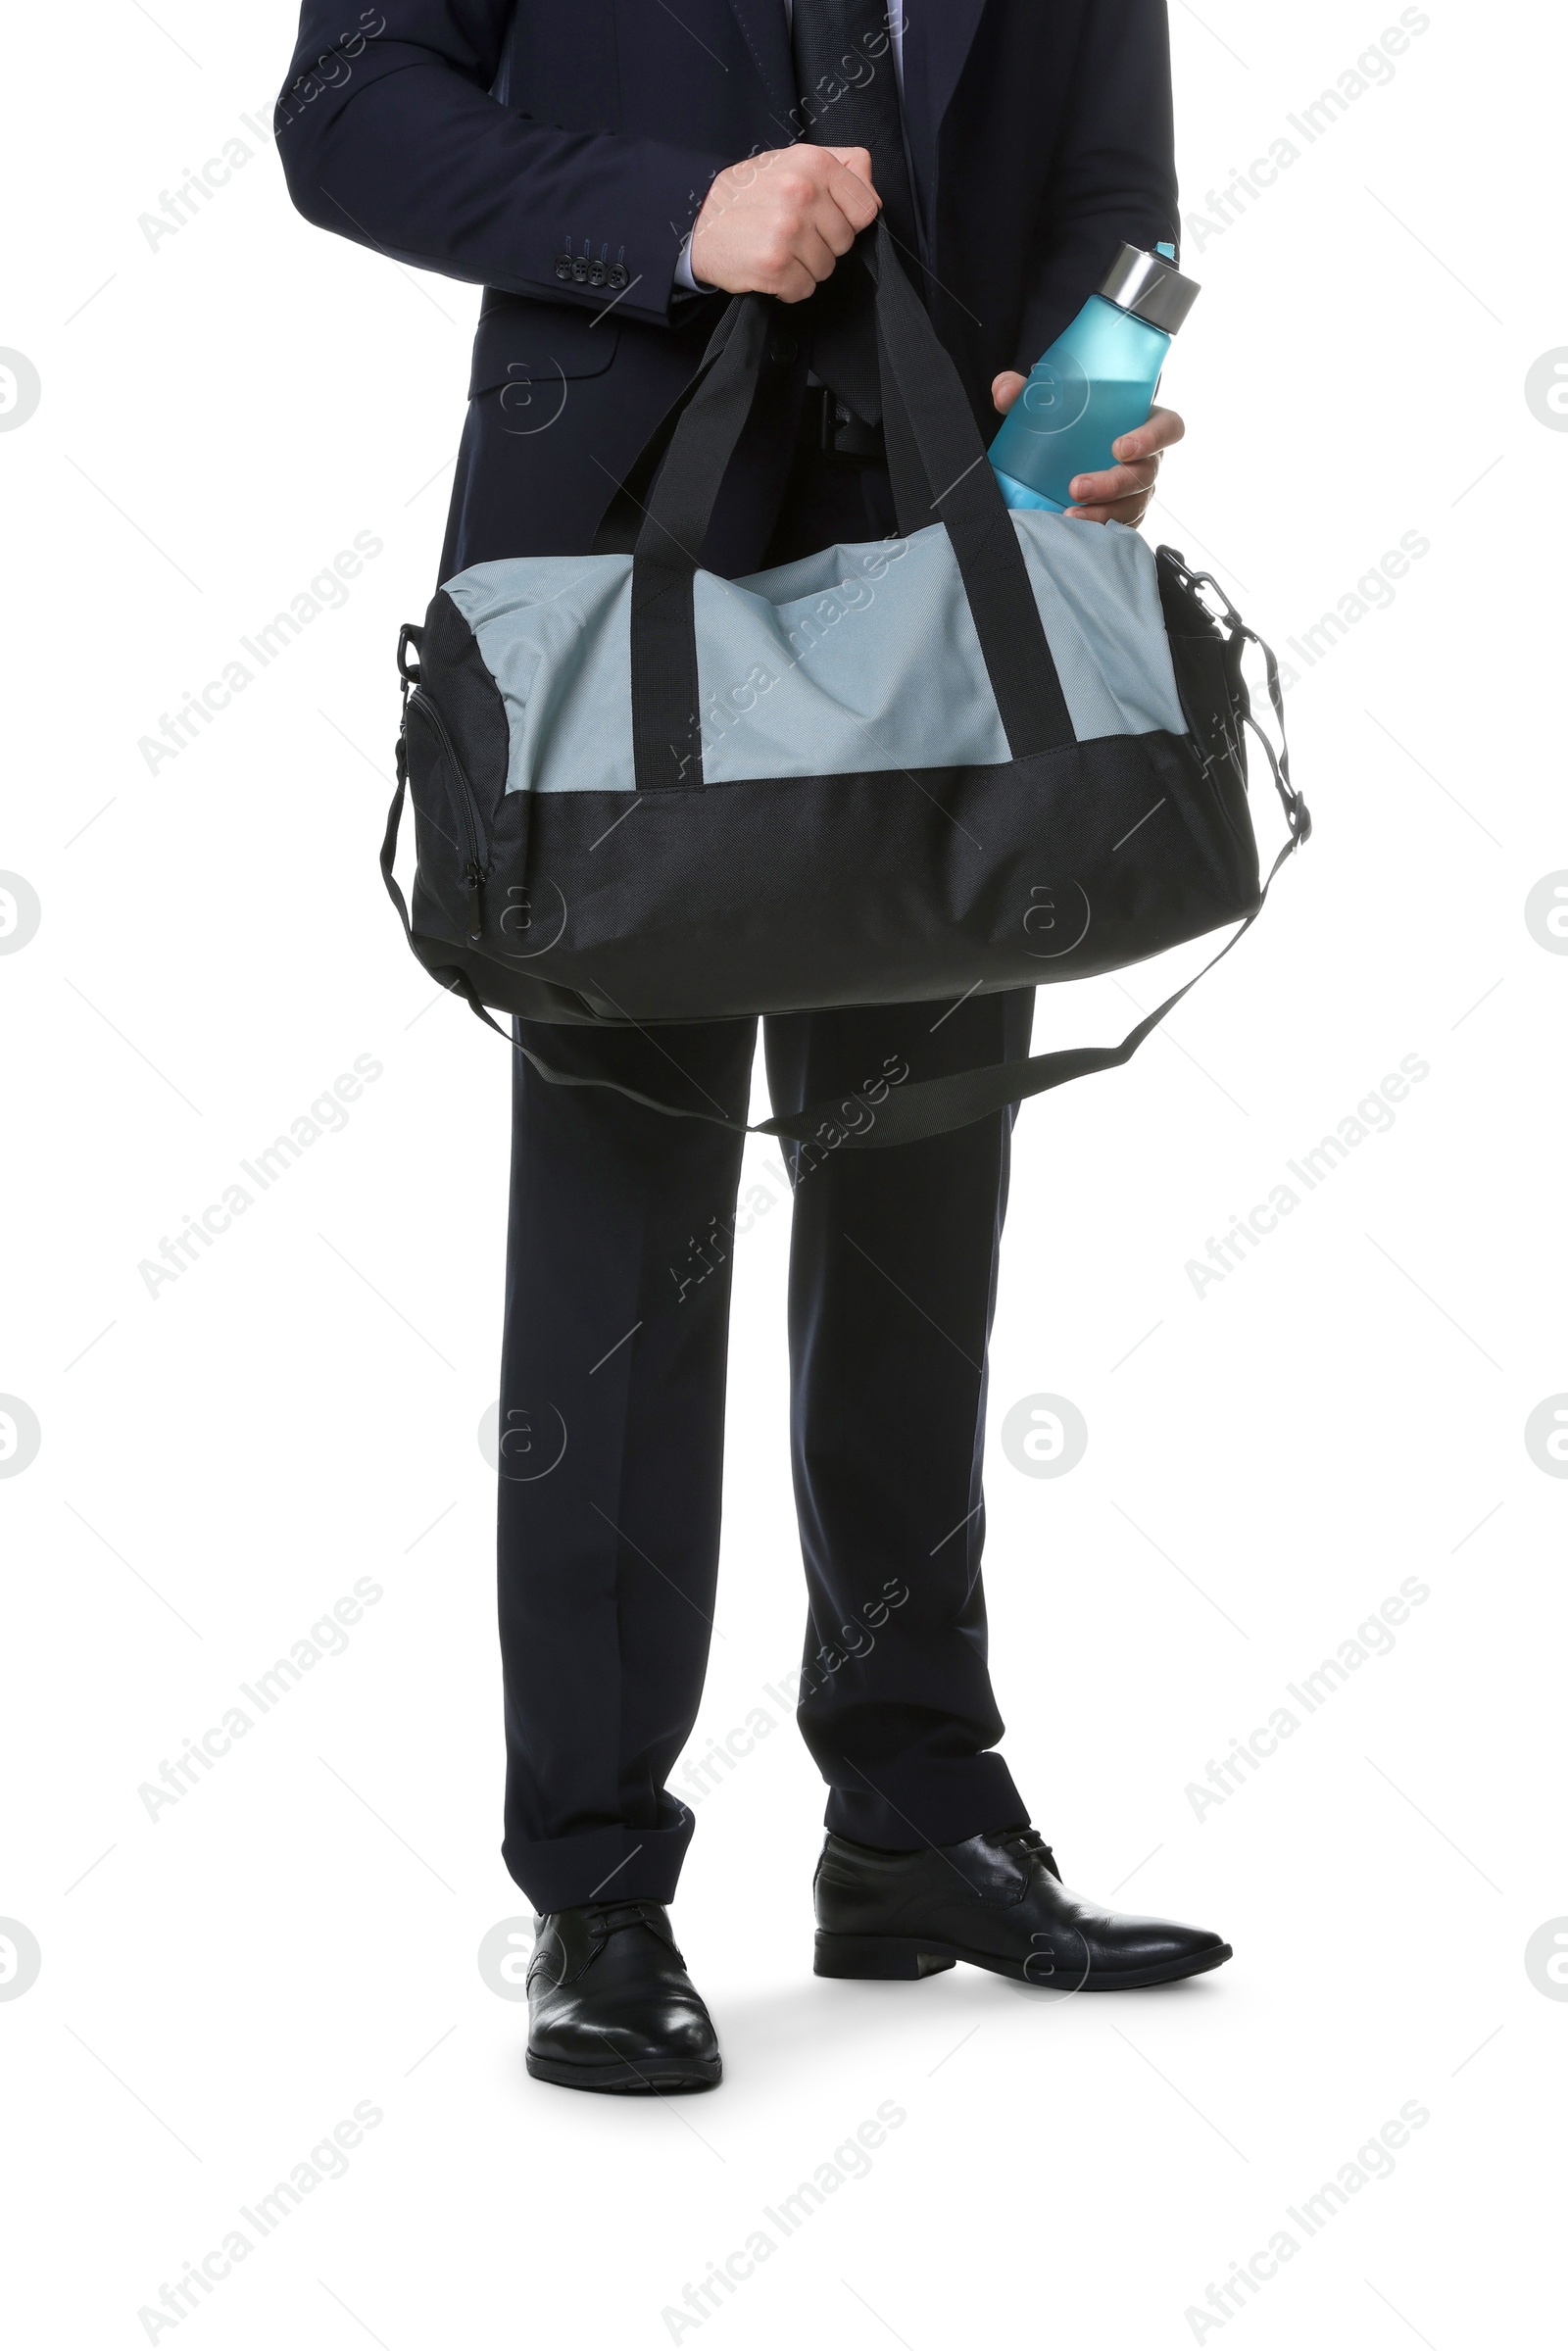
[1098,243,1200,334]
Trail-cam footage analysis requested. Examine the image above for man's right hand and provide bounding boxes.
[689,146,880,302]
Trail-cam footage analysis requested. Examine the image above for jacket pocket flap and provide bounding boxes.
[469,292,620,396]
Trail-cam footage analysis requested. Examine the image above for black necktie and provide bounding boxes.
[790,0,918,260]
[788,1,917,427]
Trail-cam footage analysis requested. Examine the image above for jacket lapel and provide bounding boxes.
[724,0,799,132]
[721,1,988,210]
[902,0,988,202]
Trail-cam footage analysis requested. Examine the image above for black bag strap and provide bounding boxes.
[629,296,774,790]
[863,231,1074,759]
[627,223,1073,789]
[590,295,755,559]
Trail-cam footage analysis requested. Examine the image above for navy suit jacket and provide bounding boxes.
[276,0,1177,574]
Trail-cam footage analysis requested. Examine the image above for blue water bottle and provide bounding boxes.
[990,242,1200,514]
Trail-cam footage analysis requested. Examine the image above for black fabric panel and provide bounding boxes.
[394,727,1260,1028]
[419,589,512,810]
[404,588,513,951]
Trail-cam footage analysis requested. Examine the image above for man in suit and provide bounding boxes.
[279,0,1230,2096]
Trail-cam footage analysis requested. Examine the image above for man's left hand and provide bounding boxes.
[990,376,1185,526]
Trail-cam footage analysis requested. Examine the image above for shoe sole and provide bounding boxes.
[813,1932,1233,1991]
[526,2049,722,2094]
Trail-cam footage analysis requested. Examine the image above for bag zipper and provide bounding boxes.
[404,687,488,942]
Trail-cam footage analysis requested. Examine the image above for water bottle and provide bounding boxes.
[990,242,1200,515]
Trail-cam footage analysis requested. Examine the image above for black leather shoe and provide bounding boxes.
[525,1899,721,2091]
[814,1825,1232,1991]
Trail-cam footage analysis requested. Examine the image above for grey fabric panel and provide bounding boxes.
[701,513,1184,781]
[445,555,637,796]
[443,513,1185,796]
[697,531,1009,783]
[1011,514,1187,741]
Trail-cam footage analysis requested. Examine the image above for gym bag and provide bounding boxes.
[384,224,1309,1150]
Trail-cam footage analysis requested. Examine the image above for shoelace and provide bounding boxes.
[988,1825,1061,1879]
[582,1899,667,1939]
[531,1899,672,1990]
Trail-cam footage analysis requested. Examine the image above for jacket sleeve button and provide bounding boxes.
[554,253,573,281]
[588,259,607,287]
[607,262,629,290]
[570,256,589,282]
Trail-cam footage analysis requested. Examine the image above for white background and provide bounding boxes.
[2,1,1564,2344]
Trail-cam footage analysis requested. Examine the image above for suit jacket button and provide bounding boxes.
[570,256,589,282]
[607,262,629,290]
[588,259,607,286]
[554,253,573,281]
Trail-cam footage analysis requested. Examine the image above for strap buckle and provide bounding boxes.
[1167,556,1310,847]
[811,384,885,464]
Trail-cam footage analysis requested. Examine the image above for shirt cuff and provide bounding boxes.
[673,231,716,296]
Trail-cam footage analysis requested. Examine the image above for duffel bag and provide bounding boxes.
[383,223,1309,1150]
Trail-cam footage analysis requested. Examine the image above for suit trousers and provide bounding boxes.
[496,438,1034,1911]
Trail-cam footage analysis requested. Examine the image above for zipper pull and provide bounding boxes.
[466,861,484,942]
